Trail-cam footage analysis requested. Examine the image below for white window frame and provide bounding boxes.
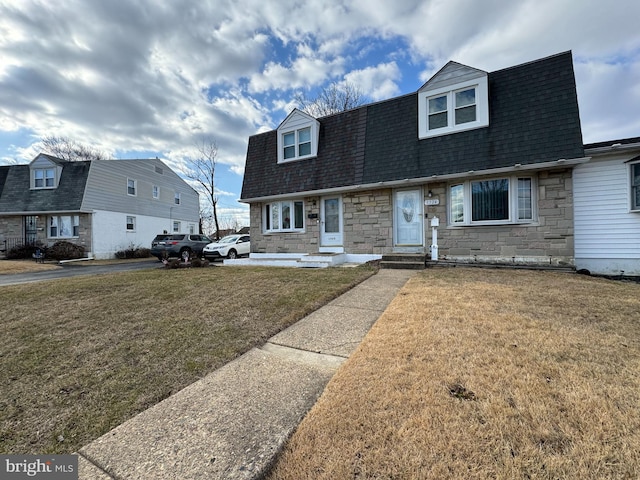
[264,200,305,233]
[127,178,137,196]
[174,192,181,205]
[172,221,181,233]
[48,215,80,238]
[280,127,313,162]
[448,176,536,226]
[126,215,136,231]
[152,185,160,199]
[630,161,640,212]
[418,76,489,139]
[34,168,56,189]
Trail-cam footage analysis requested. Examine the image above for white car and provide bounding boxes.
[202,234,250,261]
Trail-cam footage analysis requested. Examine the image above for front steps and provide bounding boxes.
[380,253,427,270]
[225,252,348,268]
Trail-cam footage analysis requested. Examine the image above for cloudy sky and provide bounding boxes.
[1,0,639,227]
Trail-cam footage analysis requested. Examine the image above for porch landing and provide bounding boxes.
[223,253,381,268]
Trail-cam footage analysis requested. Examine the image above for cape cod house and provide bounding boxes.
[239,51,588,267]
[573,137,640,276]
[0,154,200,259]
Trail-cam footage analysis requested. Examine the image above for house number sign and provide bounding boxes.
[424,199,440,205]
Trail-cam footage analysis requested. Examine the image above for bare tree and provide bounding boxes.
[41,135,107,161]
[296,81,367,117]
[184,139,221,240]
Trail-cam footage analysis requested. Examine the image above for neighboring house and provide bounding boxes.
[574,138,640,275]
[0,154,200,259]
[240,51,588,267]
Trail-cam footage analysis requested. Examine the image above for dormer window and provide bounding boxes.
[418,61,489,139]
[277,109,320,163]
[283,127,312,160]
[34,168,55,189]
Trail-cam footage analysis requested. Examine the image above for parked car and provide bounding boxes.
[150,234,211,260]
[202,234,250,261]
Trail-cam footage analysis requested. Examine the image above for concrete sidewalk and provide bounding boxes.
[77,269,416,479]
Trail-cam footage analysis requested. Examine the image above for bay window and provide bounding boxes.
[265,200,305,232]
[449,177,535,225]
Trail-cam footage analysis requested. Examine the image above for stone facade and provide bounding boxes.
[249,168,574,265]
[0,213,93,257]
[426,168,574,266]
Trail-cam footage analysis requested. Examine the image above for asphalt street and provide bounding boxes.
[0,260,163,286]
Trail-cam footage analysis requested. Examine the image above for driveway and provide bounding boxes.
[0,260,163,286]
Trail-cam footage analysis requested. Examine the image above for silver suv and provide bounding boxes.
[150,234,211,260]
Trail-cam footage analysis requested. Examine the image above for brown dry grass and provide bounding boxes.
[268,268,640,479]
[0,265,375,454]
[0,260,61,274]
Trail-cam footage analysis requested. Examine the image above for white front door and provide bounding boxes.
[394,189,424,246]
[320,196,343,248]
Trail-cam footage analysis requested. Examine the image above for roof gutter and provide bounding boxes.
[240,156,591,203]
[585,142,640,155]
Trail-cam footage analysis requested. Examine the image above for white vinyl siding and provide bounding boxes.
[81,160,199,222]
[574,157,640,275]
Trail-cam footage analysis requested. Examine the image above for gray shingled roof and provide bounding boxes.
[241,51,584,201]
[0,160,91,213]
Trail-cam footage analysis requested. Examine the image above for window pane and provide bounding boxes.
[271,202,279,230]
[455,105,476,124]
[450,184,464,223]
[284,145,295,159]
[429,112,448,129]
[294,201,304,229]
[632,165,640,209]
[298,142,311,156]
[128,179,136,195]
[518,178,532,220]
[265,204,271,230]
[59,216,73,237]
[281,203,291,229]
[455,88,475,107]
[298,128,310,143]
[472,179,509,221]
[49,216,58,237]
[428,95,447,113]
[283,132,295,146]
[45,169,55,187]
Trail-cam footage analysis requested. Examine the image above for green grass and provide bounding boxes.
[0,265,376,454]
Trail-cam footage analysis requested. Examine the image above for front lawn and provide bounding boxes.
[0,265,376,454]
[268,268,640,479]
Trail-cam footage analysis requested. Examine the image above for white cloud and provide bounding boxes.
[0,0,638,207]
[344,62,402,101]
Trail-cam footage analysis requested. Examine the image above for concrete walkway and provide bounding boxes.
[77,269,416,479]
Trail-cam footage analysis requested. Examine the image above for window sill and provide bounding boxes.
[277,154,317,164]
[447,221,538,228]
